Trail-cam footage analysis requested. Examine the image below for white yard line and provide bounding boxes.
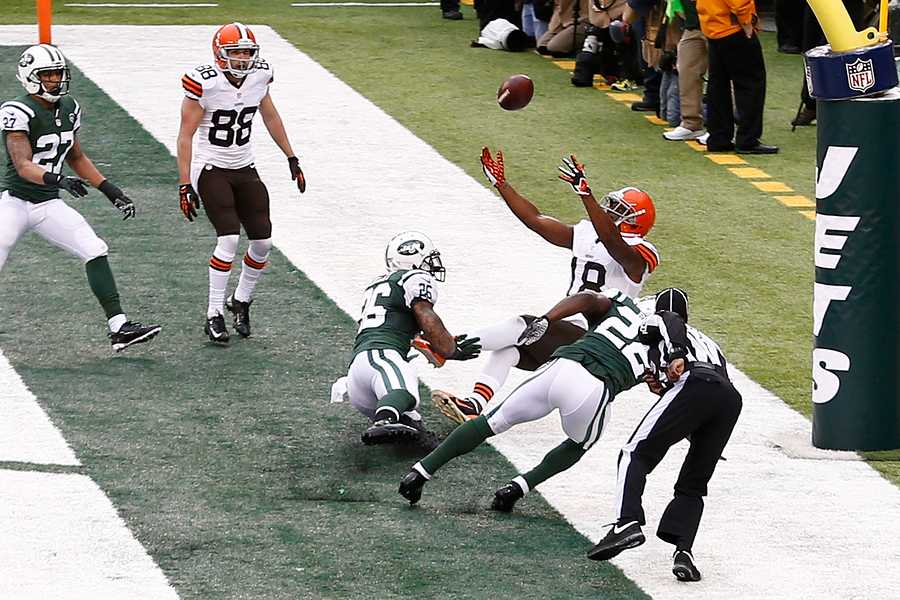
[0,348,79,466]
[2,24,898,600]
[291,3,441,7]
[65,3,218,8]
[0,470,179,600]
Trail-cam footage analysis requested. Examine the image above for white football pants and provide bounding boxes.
[485,358,612,450]
[346,348,422,421]
[0,191,108,270]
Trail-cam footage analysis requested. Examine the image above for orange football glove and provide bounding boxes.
[179,183,200,222]
[558,154,592,196]
[481,146,505,188]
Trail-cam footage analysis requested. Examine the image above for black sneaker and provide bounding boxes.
[673,550,702,582]
[491,481,524,512]
[399,470,428,505]
[204,314,230,344]
[109,321,162,352]
[587,521,645,561]
[225,294,252,337]
[442,10,463,20]
[630,100,659,112]
[399,414,440,451]
[361,415,420,445]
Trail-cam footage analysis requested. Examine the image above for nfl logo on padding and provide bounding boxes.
[846,58,875,93]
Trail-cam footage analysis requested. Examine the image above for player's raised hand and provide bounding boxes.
[517,316,549,346]
[288,156,306,193]
[449,334,482,361]
[98,180,135,220]
[179,183,200,222]
[558,155,592,196]
[43,172,88,198]
[481,146,505,188]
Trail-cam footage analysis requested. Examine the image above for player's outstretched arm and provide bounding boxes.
[558,155,646,282]
[412,301,481,361]
[519,292,612,345]
[6,132,87,198]
[481,146,573,249]
[259,93,306,193]
[65,138,135,219]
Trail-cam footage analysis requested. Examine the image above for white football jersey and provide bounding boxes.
[182,60,273,169]
[566,219,659,300]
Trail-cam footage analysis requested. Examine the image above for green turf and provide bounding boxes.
[0,46,649,599]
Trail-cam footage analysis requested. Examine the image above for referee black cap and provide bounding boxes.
[655,287,689,322]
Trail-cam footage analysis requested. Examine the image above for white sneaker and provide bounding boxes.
[697,132,709,145]
[663,126,706,141]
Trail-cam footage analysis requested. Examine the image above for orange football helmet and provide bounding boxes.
[600,187,656,237]
[212,22,259,77]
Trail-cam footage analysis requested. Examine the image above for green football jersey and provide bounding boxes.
[0,93,82,203]
[352,269,439,358]
[552,290,649,398]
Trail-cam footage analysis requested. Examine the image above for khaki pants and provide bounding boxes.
[676,29,708,131]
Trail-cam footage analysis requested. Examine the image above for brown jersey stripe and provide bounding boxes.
[243,254,267,270]
[634,244,659,272]
[182,76,203,96]
[209,257,232,272]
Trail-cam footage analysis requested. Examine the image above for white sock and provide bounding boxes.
[473,316,527,351]
[413,462,432,480]
[471,347,520,403]
[108,313,127,333]
[513,475,530,495]
[234,238,271,303]
[207,235,238,318]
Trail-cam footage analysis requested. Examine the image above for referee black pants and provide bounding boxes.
[706,31,766,150]
[614,374,742,550]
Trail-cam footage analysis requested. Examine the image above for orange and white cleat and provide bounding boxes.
[432,390,484,425]
[412,336,446,368]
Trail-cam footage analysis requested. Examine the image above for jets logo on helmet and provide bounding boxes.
[600,187,656,237]
[16,44,70,102]
[213,22,260,78]
[385,231,446,282]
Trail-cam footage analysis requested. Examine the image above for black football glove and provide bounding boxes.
[287,156,306,193]
[448,334,482,361]
[179,183,200,222]
[43,172,88,198]
[98,180,135,220]
[517,316,549,346]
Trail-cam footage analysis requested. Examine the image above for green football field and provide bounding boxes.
[1,1,898,597]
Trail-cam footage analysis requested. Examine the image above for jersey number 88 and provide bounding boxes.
[209,106,258,148]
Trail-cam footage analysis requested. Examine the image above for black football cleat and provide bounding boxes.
[673,550,702,582]
[225,294,252,338]
[204,314,230,344]
[361,417,420,445]
[587,521,645,561]
[399,470,428,505]
[399,414,440,451]
[491,481,524,513]
[109,321,162,352]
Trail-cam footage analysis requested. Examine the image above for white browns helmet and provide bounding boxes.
[385,231,446,281]
[16,44,70,102]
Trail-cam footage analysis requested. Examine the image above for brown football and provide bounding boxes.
[497,74,534,111]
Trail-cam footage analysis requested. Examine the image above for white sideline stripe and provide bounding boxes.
[0,470,179,600]
[0,348,79,466]
[292,3,441,6]
[65,3,218,7]
[4,24,897,600]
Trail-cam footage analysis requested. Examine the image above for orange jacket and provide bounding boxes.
[696,0,757,39]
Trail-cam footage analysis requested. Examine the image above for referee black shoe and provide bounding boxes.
[491,481,524,513]
[673,550,702,582]
[587,521,645,561]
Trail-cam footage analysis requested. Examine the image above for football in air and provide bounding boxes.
[497,74,534,111]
